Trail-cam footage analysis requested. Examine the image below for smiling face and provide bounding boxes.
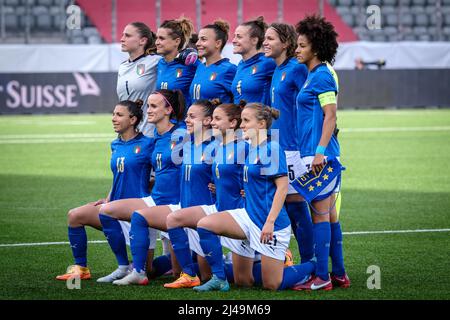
[185,104,211,135]
[295,34,315,65]
[146,93,172,124]
[196,28,221,59]
[120,24,146,54]
[263,27,285,59]
[211,107,236,136]
[232,25,257,55]
[240,108,265,140]
[112,104,136,134]
[156,27,180,56]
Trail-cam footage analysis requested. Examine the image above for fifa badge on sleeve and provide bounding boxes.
[291,158,345,203]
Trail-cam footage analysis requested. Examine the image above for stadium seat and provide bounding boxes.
[341,13,355,27]
[5,0,20,5]
[412,0,427,5]
[414,13,429,26]
[400,13,414,26]
[383,6,397,14]
[3,6,19,31]
[71,36,86,44]
[37,0,53,5]
[87,34,102,44]
[33,6,52,31]
[336,6,351,15]
[417,33,432,40]
[337,0,353,6]
[413,26,428,35]
[371,33,387,41]
[386,13,399,26]
[382,0,398,5]
[328,0,338,5]
[445,13,450,26]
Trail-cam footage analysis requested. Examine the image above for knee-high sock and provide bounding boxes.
[330,222,345,276]
[167,227,196,276]
[285,201,314,263]
[197,227,226,280]
[278,262,315,290]
[68,226,87,267]
[314,221,331,281]
[129,212,149,273]
[99,214,129,266]
[252,262,262,286]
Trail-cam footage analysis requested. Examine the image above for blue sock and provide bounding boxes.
[224,261,234,283]
[99,214,129,266]
[130,212,149,273]
[286,201,314,263]
[278,262,316,290]
[151,254,172,277]
[313,221,331,281]
[330,222,345,276]
[197,227,226,280]
[167,227,195,276]
[68,226,87,267]
[252,262,262,286]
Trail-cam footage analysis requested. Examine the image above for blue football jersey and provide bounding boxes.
[270,58,308,151]
[231,52,276,105]
[190,58,237,103]
[243,138,290,231]
[151,124,186,205]
[296,63,340,158]
[212,139,248,211]
[156,59,199,109]
[180,137,217,208]
[110,133,154,201]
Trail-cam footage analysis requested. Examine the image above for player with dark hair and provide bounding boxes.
[193,103,315,291]
[293,15,350,291]
[94,90,186,284]
[55,99,154,281]
[190,20,237,103]
[117,22,162,137]
[231,16,276,105]
[263,23,313,264]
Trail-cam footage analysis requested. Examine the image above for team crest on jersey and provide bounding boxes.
[251,65,258,74]
[209,72,217,81]
[215,164,220,179]
[176,69,183,78]
[136,64,145,76]
[134,146,141,154]
[281,72,286,81]
[170,141,177,150]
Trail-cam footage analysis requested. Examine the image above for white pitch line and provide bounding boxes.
[342,126,450,133]
[1,228,449,248]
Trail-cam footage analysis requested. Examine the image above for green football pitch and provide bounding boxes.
[0,109,449,300]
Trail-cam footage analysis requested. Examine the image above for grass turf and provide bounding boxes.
[0,109,449,300]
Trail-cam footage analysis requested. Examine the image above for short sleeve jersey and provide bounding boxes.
[296,63,340,158]
[243,138,290,231]
[109,133,154,201]
[190,58,237,103]
[231,52,276,105]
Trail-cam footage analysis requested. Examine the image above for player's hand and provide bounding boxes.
[208,183,216,194]
[93,198,107,206]
[311,154,326,175]
[240,189,245,198]
[260,221,274,244]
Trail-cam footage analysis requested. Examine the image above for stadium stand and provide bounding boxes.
[0,0,449,43]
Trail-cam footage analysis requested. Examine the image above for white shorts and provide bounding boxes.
[301,156,341,196]
[142,196,181,240]
[118,221,157,249]
[227,208,291,261]
[286,151,308,195]
[184,205,255,258]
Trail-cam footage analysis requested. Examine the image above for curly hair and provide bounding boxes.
[295,14,339,64]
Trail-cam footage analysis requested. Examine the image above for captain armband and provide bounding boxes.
[318,91,337,107]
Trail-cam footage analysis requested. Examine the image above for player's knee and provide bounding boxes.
[262,280,280,291]
[100,203,113,216]
[67,208,79,224]
[234,276,254,287]
[196,217,216,232]
[166,212,182,228]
